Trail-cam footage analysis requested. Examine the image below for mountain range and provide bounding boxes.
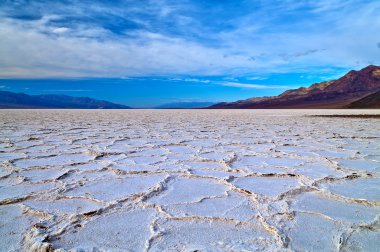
[1,65,379,109]
[155,101,216,109]
[0,91,130,109]
[209,65,380,109]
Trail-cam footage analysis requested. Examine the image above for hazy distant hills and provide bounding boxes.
[155,101,216,109]
[0,91,131,109]
[210,65,380,109]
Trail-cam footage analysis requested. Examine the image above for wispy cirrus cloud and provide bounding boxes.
[168,78,211,84]
[0,0,379,79]
[162,75,291,89]
[166,77,290,89]
[218,82,290,89]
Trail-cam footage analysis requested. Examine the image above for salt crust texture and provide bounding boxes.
[0,109,379,251]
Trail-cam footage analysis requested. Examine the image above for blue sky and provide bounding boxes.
[0,0,379,107]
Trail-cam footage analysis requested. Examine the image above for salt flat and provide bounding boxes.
[0,109,379,252]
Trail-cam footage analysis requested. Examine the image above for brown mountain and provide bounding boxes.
[209,65,380,109]
[347,90,380,108]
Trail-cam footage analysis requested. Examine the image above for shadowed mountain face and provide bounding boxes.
[347,90,380,108]
[210,65,380,109]
[0,91,130,109]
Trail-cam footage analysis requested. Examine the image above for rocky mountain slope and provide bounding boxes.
[347,90,380,108]
[210,65,380,109]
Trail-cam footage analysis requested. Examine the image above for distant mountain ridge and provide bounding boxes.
[209,65,380,109]
[155,101,216,109]
[0,91,131,109]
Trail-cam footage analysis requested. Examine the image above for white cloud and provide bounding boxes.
[52,27,70,34]
[218,82,290,89]
[246,77,268,81]
[0,17,262,78]
[0,0,379,78]
[168,78,211,83]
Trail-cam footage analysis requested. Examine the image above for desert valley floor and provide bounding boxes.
[0,109,379,252]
